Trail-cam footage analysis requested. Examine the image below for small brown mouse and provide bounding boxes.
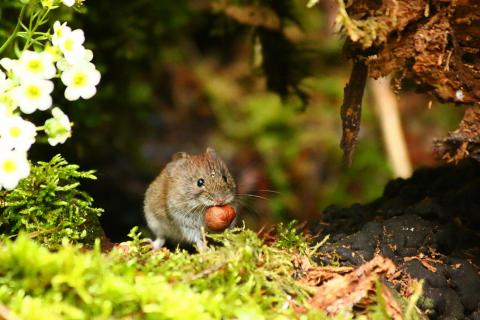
[144,148,237,250]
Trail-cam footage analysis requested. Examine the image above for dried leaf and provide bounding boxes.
[404,255,440,273]
[300,266,354,286]
[306,255,396,314]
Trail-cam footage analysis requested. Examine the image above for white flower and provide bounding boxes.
[0,92,17,115]
[61,62,100,101]
[0,149,30,190]
[83,49,94,62]
[44,45,63,63]
[12,78,54,114]
[0,91,18,114]
[17,50,56,80]
[0,102,10,121]
[0,70,12,93]
[0,116,36,151]
[0,58,18,72]
[51,21,72,47]
[62,0,75,7]
[44,107,72,146]
[0,70,6,84]
[0,58,21,83]
[58,29,86,64]
[56,49,93,71]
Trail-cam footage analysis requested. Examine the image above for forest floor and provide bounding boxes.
[315,160,480,319]
[1,160,479,319]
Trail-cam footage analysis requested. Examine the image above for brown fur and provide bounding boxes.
[144,148,237,249]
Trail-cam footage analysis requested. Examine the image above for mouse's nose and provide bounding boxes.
[213,191,233,205]
[214,197,226,205]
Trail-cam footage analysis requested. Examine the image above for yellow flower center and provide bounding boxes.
[3,160,16,173]
[9,127,21,138]
[64,38,74,51]
[26,85,41,99]
[27,60,42,73]
[73,73,86,87]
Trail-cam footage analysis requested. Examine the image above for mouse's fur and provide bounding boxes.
[144,148,237,249]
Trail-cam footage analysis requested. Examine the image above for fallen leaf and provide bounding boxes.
[305,255,396,315]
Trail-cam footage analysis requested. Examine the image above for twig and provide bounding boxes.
[369,76,412,178]
[188,262,227,281]
[0,304,18,320]
[340,59,368,166]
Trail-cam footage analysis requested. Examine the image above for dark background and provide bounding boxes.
[27,0,463,241]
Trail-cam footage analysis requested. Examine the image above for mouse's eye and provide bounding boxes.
[197,178,205,187]
[222,175,227,183]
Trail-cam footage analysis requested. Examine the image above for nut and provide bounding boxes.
[205,205,236,231]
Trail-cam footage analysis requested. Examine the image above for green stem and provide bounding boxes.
[24,8,51,51]
[0,5,27,55]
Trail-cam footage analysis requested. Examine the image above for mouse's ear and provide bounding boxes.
[206,147,217,158]
[172,152,188,161]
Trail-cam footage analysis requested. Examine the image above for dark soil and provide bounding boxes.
[313,160,480,319]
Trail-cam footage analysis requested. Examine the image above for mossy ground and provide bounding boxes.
[0,157,422,319]
[0,224,423,319]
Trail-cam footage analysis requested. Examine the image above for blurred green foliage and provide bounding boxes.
[0,155,103,248]
[60,0,392,227]
[202,58,391,221]
[12,0,459,234]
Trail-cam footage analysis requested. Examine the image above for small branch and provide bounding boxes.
[188,262,227,281]
[23,8,51,51]
[0,5,27,55]
[340,59,368,166]
[369,77,412,178]
[0,304,18,320]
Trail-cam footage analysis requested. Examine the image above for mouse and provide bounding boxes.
[144,147,237,250]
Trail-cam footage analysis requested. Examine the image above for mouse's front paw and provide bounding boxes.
[146,237,165,250]
[195,239,209,252]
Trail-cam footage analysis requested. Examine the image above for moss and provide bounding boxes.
[0,155,103,248]
[0,226,423,319]
[0,228,309,319]
[274,220,308,252]
[335,0,390,49]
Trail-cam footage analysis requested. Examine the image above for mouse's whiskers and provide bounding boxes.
[235,193,269,201]
[232,198,261,217]
[256,189,282,195]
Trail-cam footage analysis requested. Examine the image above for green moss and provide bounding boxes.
[0,226,423,319]
[0,155,103,248]
[0,228,311,319]
[335,0,390,49]
[274,220,308,252]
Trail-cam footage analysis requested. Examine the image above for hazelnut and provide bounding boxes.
[205,205,236,231]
